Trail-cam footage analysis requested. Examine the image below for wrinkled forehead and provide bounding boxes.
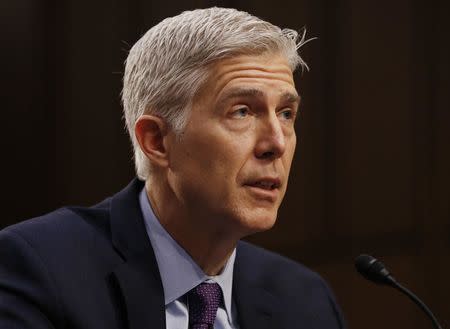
[195,53,296,102]
[207,50,294,77]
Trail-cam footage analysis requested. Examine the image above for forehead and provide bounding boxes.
[196,53,297,104]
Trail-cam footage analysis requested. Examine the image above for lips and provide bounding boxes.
[243,177,281,202]
[245,178,281,190]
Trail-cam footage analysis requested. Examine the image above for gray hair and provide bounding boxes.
[122,7,309,180]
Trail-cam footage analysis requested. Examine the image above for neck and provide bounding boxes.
[145,179,239,276]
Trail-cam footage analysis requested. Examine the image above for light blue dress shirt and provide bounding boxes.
[139,188,239,329]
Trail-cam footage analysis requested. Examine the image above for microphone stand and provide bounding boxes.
[355,254,443,329]
[389,278,442,329]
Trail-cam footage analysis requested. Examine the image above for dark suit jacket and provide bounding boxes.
[0,179,346,329]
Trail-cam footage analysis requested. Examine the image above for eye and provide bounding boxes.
[231,106,250,119]
[279,108,296,121]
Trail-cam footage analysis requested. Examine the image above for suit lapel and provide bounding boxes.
[112,255,165,329]
[233,244,283,329]
[109,179,166,329]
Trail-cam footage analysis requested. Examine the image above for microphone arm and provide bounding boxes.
[355,254,443,329]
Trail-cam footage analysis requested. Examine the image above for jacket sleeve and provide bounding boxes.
[0,229,63,329]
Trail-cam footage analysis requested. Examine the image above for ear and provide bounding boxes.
[135,115,169,169]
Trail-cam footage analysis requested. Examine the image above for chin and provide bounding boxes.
[234,208,279,237]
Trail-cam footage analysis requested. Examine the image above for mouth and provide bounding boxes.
[243,177,281,201]
[245,179,281,190]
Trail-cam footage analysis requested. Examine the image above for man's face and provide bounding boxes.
[166,53,299,237]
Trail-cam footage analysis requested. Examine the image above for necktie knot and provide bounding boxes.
[188,282,223,328]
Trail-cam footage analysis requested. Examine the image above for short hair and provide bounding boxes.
[122,7,309,180]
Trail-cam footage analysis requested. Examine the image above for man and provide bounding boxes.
[0,7,346,329]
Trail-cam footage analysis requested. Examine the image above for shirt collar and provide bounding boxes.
[139,187,236,324]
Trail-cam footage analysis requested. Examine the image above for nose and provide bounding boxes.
[254,114,286,160]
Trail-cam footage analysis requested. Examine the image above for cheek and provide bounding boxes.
[201,125,253,163]
[179,131,250,182]
[285,134,297,165]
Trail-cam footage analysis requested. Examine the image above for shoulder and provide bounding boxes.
[236,240,346,328]
[0,197,118,279]
[1,198,112,249]
[0,198,122,328]
[236,240,322,283]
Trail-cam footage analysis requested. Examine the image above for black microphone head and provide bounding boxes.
[355,254,395,286]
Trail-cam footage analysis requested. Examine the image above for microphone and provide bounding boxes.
[355,254,443,329]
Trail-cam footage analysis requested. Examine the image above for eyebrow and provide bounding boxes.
[218,87,301,107]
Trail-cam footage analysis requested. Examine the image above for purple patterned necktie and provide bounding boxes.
[188,282,223,329]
